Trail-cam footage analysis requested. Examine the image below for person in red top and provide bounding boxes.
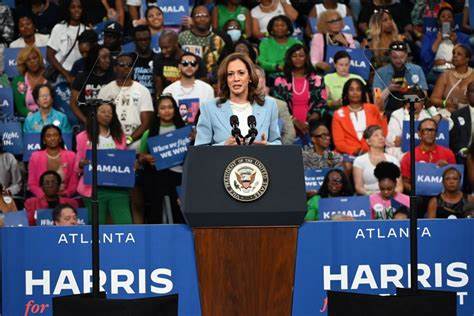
[400,118,456,192]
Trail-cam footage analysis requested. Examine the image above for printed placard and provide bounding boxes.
[84,149,136,188]
[319,196,370,220]
[415,163,464,196]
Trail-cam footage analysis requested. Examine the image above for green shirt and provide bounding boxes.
[323,73,365,107]
[257,37,301,73]
[305,195,320,221]
[216,4,248,31]
[11,76,28,117]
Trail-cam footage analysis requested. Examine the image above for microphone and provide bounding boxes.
[230,115,242,145]
[245,115,258,145]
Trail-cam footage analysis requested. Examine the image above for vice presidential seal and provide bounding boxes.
[223,157,269,202]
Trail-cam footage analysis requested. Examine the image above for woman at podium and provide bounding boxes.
[195,53,281,145]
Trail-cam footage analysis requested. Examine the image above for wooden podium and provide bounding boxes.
[182,146,306,316]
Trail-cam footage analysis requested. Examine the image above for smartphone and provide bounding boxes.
[441,22,451,39]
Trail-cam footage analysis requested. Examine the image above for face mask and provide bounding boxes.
[227,29,242,43]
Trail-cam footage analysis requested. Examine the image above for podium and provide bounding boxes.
[182,146,306,315]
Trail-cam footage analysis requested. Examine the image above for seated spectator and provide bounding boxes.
[28,124,77,198]
[332,78,387,156]
[9,14,49,48]
[353,125,401,195]
[324,50,365,110]
[46,0,87,85]
[24,170,79,225]
[251,0,298,39]
[212,0,251,38]
[369,161,409,219]
[0,3,14,73]
[232,39,257,63]
[430,44,474,113]
[17,0,62,35]
[309,0,351,19]
[0,140,22,197]
[52,203,78,226]
[75,100,132,224]
[400,118,456,193]
[305,168,354,221]
[302,121,343,169]
[427,167,474,218]
[23,83,72,133]
[257,15,301,74]
[310,10,356,72]
[358,0,412,38]
[12,46,47,117]
[70,30,99,77]
[131,26,156,96]
[421,6,470,76]
[373,41,428,118]
[86,0,125,26]
[0,184,17,213]
[272,44,327,136]
[450,82,474,157]
[223,19,245,44]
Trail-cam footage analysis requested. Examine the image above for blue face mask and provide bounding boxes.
[227,29,242,43]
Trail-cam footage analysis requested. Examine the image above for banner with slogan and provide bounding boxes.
[292,219,474,316]
[147,125,193,171]
[0,121,23,155]
[0,88,14,118]
[415,163,464,196]
[3,47,47,78]
[1,225,202,316]
[36,208,89,226]
[178,98,199,123]
[3,211,29,227]
[309,16,356,36]
[319,196,370,220]
[23,133,73,162]
[304,168,331,192]
[142,0,190,25]
[401,119,449,152]
[423,13,463,33]
[84,149,136,188]
[326,46,372,80]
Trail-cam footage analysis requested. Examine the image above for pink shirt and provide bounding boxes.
[369,192,409,219]
[310,33,356,66]
[291,77,310,122]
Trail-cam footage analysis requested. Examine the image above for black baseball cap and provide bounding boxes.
[104,21,123,36]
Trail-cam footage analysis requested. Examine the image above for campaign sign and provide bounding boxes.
[318,196,370,220]
[326,46,372,80]
[305,168,330,192]
[309,16,356,36]
[0,88,14,118]
[54,83,78,126]
[292,219,474,316]
[144,0,189,25]
[84,150,136,188]
[1,225,201,316]
[23,133,73,161]
[415,163,464,196]
[3,47,47,78]
[178,98,199,123]
[401,119,449,152]
[423,13,463,33]
[471,0,474,30]
[36,208,88,226]
[147,125,193,171]
[0,122,23,155]
[3,211,29,227]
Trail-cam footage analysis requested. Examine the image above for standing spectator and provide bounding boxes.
[212,0,252,38]
[144,5,164,54]
[309,0,351,19]
[332,78,387,156]
[70,30,99,77]
[257,15,301,74]
[24,170,79,225]
[0,3,14,73]
[46,0,87,85]
[132,25,157,96]
[251,0,298,39]
[309,10,356,72]
[302,121,343,169]
[28,125,77,198]
[450,81,474,157]
[9,14,49,48]
[75,101,132,224]
[17,0,62,35]
[358,0,413,37]
[52,204,78,226]
[0,140,22,197]
[103,21,123,58]
[23,83,71,133]
[272,44,327,136]
[353,125,401,195]
[163,53,214,124]
[98,53,154,149]
[12,46,47,117]
[369,161,409,219]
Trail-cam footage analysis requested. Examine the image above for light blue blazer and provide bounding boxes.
[195,97,282,145]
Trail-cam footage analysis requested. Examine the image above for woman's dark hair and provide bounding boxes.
[437,6,454,21]
[442,167,462,180]
[233,39,257,63]
[52,203,77,223]
[318,169,354,198]
[454,44,472,61]
[283,44,315,81]
[309,120,328,136]
[86,100,124,144]
[63,0,86,24]
[374,161,400,183]
[333,50,351,63]
[341,78,369,106]
[149,95,185,137]
[267,15,294,37]
[40,124,65,150]
[39,170,62,187]
[32,83,55,105]
[223,18,241,31]
[145,4,163,19]
[363,124,382,140]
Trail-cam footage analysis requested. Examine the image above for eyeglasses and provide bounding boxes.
[227,25,240,30]
[194,13,209,18]
[39,94,51,98]
[117,62,132,68]
[180,60,197,67]
[327,18,342,24]
[313,133,330,138]
[390,43,406,51]
[421,128,437,134]
[374,8,390,14]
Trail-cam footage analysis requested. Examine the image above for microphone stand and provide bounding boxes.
[90,103,100,297]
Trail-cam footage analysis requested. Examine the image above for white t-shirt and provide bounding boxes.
[230,101,252,137]
[9,33,50,48]
[353,153,400,194]
[315,3,347,18]
[47,23,85,71]
[251,2,286,34]
[349,110,366,140]
[98,81,154,137]
[98,134,117,150]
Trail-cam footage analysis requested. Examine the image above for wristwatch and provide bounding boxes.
[126,136,134,145]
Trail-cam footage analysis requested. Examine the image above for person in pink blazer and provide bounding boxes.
[28,125,78,198]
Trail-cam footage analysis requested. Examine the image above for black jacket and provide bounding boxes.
[450,106,472,154]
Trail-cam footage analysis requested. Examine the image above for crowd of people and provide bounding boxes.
[0,0,473,226]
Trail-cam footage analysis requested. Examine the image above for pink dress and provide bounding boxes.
[291,77,310,123]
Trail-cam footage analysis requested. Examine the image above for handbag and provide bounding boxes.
[44,24,82,82]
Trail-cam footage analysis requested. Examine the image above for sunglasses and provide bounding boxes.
[180,60,197,67]
[374,8,390,14]
[390,44,406,51]
[327,17,342,24]
[117,62,132,68]
[194,13,209,18]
